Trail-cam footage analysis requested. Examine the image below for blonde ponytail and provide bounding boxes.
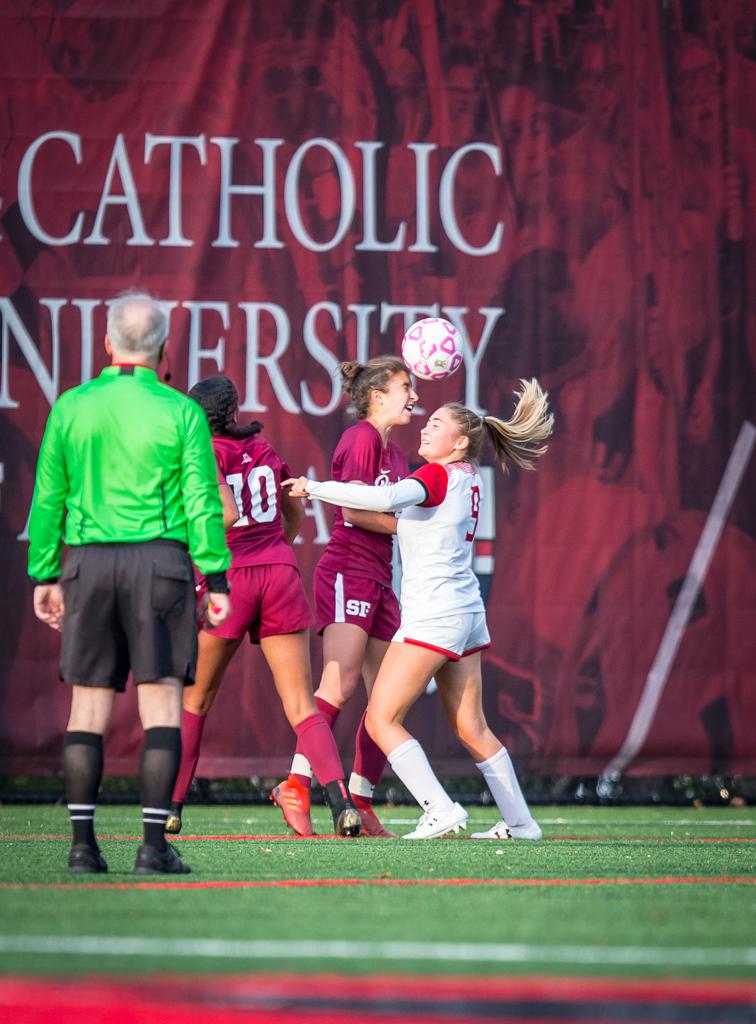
[484,378,553,472]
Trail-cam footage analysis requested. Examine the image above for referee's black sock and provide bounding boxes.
[63,731,103,848]
[140,727,182,851]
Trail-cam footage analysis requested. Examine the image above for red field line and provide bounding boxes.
[2,972,756,1024]
[1,834,330,841]
[5,971,756,1000]
[1,875,754,891]
[125,970,756,1002]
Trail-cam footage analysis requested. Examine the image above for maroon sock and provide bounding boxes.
[352,710,387,799]
[315,696,341,729]
[294,713,345,787]
[171,709,206,805]
[291,698,341,788]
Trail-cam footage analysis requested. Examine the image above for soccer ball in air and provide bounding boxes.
[401,317,463,381]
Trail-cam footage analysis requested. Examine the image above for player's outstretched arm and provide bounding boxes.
[284,476,311,498]
[341,480,398,533]
[283,476,426,512]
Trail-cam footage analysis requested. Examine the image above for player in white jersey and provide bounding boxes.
[395,459,487,634]
[286,380,553,839]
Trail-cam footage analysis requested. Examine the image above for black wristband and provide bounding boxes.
[205,572,230,594]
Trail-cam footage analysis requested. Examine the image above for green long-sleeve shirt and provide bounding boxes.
[28,365,231,582]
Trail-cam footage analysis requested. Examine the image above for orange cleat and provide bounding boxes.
[271,778,315,837]
[352,799,397,838]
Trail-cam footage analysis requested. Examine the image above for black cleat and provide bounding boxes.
[165,804,183,835]
[134,843,191,875]
[68,843,108,874]
[335,804,362,837]
[323,779,362,837]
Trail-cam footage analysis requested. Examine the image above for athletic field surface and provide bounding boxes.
[1,803,754,1022]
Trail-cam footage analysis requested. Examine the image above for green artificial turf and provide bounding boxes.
[0,804,754,980]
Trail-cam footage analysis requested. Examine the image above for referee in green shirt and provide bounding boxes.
[28,291,232,875]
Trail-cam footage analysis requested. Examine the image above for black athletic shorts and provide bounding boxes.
[59,540,197,690]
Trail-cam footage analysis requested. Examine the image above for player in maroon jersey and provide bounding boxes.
[272,356,418,837]
[165,376,360,838]
[287,383,553,840]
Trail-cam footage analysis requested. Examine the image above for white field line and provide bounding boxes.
[534,818,756,828]
[379,818,756,828]
[603,420,756,779]
[0,935,754,968]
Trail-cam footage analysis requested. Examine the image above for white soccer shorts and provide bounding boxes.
[393,610,491,661]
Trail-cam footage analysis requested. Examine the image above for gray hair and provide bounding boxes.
[106,290,168,358]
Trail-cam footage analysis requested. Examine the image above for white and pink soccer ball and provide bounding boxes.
[400,317,463,382]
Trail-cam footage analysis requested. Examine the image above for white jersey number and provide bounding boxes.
[226,467,278,526]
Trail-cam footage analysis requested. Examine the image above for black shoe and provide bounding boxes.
[134,843,191,874]
[68,843,108,874]
[323,780,362,837]
[335,804,362,837]
[165,804,183,835]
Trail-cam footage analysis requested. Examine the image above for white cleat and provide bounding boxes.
[402,802,468,840]
[470,819,543,840]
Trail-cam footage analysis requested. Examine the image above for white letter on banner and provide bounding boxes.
[211,138,283,249]
[408,143,438,253]
[0,296,62,408]
[84,134,154,246]
[183,302,228,389]
[301,303,342,415]
[380,302,438,336]
[18,132,84,245]
[145,134,207,247]
[347,304,378,365]
[441,306,505,415]
[72,299,103,383]
[285,139,354,252]
[239,302,299,414]
[439,144,503,256]
[354,142,406,252]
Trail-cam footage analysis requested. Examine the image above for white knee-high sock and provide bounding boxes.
[475,746,534,827]
[388,738,454,814]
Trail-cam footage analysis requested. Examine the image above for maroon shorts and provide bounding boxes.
[200,563,313,643]
[313,564,400,641]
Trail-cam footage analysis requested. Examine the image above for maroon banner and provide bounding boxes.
[1,1,754,778]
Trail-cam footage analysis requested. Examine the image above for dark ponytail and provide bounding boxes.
[188,376,263,439]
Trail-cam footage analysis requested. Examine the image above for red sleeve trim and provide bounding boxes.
[409,463,449,507]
